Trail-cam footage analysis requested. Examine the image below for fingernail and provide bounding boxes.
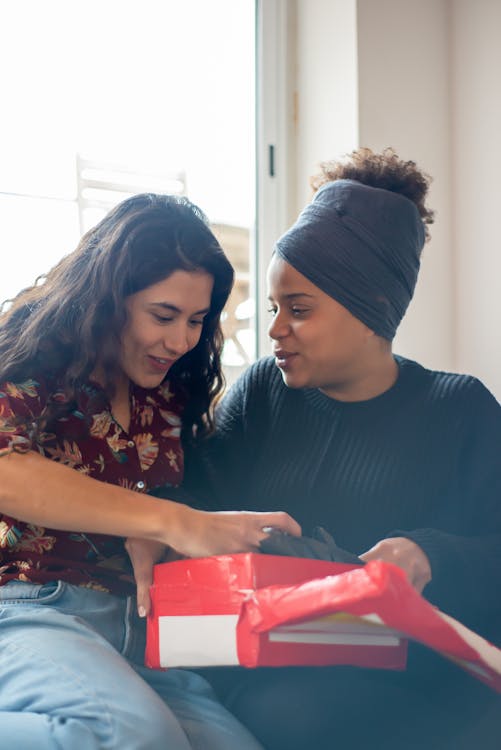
[138,606,146,618]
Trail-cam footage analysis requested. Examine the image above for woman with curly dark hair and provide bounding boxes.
[0,192,299,749]
[186,149,501,749]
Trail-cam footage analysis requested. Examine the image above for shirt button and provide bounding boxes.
[127,440,135,448]
[136,480,145,490]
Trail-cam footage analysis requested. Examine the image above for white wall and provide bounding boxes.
[295,0,358,211]
[356,0,453,372]
[451,0,501,398]
[292,0,501,399]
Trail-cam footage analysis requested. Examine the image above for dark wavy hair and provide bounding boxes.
[310,147,435,240]
[0,193,234,439]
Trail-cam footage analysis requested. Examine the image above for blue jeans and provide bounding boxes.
[0,580,262,750]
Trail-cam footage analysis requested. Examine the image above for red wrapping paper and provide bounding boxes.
[146,553,501,692]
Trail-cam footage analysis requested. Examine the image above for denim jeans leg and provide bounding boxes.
[0,581,192,749]
[134,664,264,750]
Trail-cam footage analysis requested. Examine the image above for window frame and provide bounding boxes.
[255,0,296,357]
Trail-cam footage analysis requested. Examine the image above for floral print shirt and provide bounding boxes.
[0,375,186,595]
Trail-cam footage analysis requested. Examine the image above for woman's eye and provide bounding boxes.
[154,314,173,323]
[189,319,205,327]
[267,307,277,316]
[291,307,308,316]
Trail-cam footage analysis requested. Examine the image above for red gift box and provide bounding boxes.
[146,553,501,692]
[145,553,407,671]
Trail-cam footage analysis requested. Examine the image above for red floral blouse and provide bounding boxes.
[0,375,186,595]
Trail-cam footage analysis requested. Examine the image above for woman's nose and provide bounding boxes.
[164,323,191,357]
[268,312,288,341]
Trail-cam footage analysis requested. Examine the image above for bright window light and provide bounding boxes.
[0,0,256,382]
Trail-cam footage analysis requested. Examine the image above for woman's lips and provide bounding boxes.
[147,355,175,372]
[274,350,298,370]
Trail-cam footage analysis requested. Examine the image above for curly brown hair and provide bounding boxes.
[310,147,435,240]
[0,193,234,441]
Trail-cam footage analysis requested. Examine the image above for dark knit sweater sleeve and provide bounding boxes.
[388,377,501,637]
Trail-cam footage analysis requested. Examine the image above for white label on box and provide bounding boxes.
[158,614,240,667]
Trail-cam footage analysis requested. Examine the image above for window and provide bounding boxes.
[0,0,260,385]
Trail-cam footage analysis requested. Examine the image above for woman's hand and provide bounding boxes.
[128,507,301,615]
[360,536,432,593]
[166,505,302,560]
[125,538,167,618]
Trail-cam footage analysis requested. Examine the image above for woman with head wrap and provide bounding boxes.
[184,148,501,749]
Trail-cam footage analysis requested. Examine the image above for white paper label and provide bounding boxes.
[158,614,240,667]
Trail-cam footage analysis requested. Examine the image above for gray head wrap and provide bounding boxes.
[274,179,426,340]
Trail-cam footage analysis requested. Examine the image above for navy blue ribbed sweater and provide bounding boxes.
[185,355,501,644]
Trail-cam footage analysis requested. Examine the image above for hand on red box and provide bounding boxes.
[360,537,432,593]
[171,507,302,559]
[125,537,167,617]
[127,508,301,616]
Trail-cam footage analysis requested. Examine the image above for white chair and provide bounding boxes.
[76,154,187,234]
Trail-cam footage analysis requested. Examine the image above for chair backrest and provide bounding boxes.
[76,154,187,234]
